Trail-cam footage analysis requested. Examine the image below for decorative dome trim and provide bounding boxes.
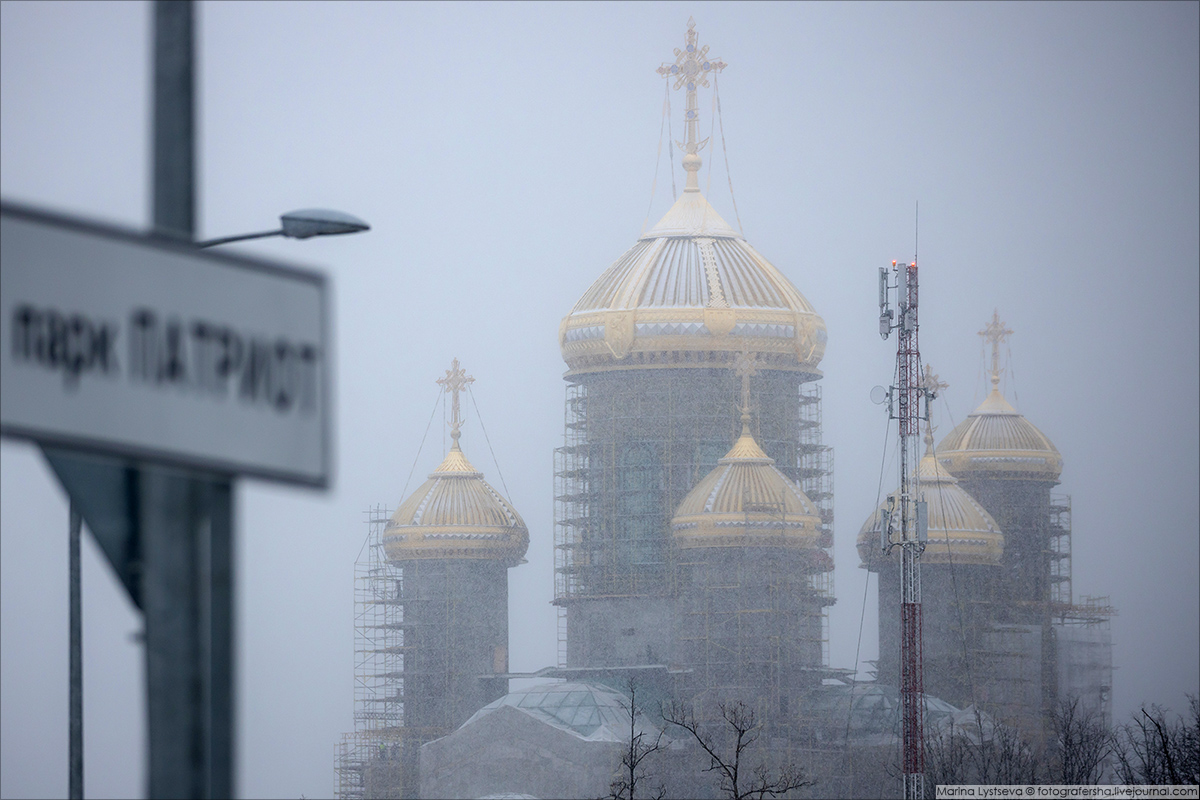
[639,188,743,240]
[384,360,529,565]
[672,429,824,554]
[937,389,1062,481]
[560,192,825,375]
[383,444,529,565]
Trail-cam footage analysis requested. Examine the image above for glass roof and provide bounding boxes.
[463,681,655,742]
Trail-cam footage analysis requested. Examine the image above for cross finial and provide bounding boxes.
[657,17,726,190]
[733,350,757,431]
[978,310,1014,390]
[436,358,474,447]
[921,364,948,398]
[921,365,948,454]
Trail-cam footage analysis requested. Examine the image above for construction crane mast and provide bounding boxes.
[879,259,932,799]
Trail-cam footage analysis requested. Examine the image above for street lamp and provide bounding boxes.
[63,204,368,798]
[195,208,370,247]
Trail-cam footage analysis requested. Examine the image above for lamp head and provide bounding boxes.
[280,208,370,239]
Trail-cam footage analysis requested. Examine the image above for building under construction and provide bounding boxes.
[859,315,1115,751]
[336,361,529,799]
[337,19,1115,800]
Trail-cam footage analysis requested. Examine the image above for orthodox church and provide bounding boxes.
[336,19,1113,800]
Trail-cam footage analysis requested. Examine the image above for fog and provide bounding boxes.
[1,2,1197,798]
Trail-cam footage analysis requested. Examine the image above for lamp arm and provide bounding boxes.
[195,228,283,248]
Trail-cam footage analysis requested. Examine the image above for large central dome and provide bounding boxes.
[559,65,826,377]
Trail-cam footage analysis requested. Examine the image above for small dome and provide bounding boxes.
[936,388,1062,482]
[460,681,654,742]
[857,447,1004,569]
[559,183,826,377]
[383,442,529,566]
[671,424,825,558]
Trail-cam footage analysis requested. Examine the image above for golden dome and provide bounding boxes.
[382,441,529,566]
[857,444,1004,569]
[936,311,1062,482]
[671,423,825,557]
[559,189,826,377]
[559,25,824,378]
[383,359,528,566]
[935,388,1062,482]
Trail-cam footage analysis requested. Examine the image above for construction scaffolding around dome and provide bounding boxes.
[336,506,404,800]
[553,373,834,669]
[332,19,1119,798]
[337,361,529,799]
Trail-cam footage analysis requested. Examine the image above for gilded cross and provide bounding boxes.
[978,310,1014,389]
[921,364,948,398]
[436,358,474,444]
[733,350,757,425]
[921,365,948,451]
[657,17,726,155]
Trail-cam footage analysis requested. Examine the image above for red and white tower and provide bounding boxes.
[879,260,932,799]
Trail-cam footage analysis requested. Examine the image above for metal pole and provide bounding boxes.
[69,502,83,800]
[149,3,236,797]
[141,467,203,799]
[206,479,235,799]
[153,0,195,240]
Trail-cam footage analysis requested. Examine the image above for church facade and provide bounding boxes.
[336,19,1113,800]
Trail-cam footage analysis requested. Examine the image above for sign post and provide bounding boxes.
[1,5,330,798]
[0,198,331,799]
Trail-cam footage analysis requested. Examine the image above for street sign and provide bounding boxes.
[1,202,331,487]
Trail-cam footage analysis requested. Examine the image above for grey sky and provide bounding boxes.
[2,2,1197,798]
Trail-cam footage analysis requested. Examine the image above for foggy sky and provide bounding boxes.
[2,2,1197,798]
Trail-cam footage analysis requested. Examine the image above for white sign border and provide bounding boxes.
[0,201,333,488]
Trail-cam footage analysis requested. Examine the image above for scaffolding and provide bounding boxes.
[1054,595,1116,727]
[554,380,590,609]
[674,546,835,700]
[336,507,405,800]
[796,382,835,665]
[554,370,835,670]
[1048,493,1072,606]
[975,623,1045,743]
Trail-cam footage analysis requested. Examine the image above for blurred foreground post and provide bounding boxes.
[69,503,82,800]
[146,2,235,797]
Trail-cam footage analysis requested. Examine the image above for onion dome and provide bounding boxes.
[559,20,825,378]
[382,360,529,567]
[935,313,1062,482]
[671,418,824,556]
[857,430,1004,569]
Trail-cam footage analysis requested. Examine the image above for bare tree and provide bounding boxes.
[924,721,977,794]
[603,678,666,800]
[978,720,1041,785]
[661,699,814,800]
[922,710,1040,796]
[1114,695,1200,785]
[1049,697,1114,784]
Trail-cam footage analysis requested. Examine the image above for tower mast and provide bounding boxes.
[879,259,932,799]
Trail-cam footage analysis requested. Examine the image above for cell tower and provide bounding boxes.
[878,259,933,799]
